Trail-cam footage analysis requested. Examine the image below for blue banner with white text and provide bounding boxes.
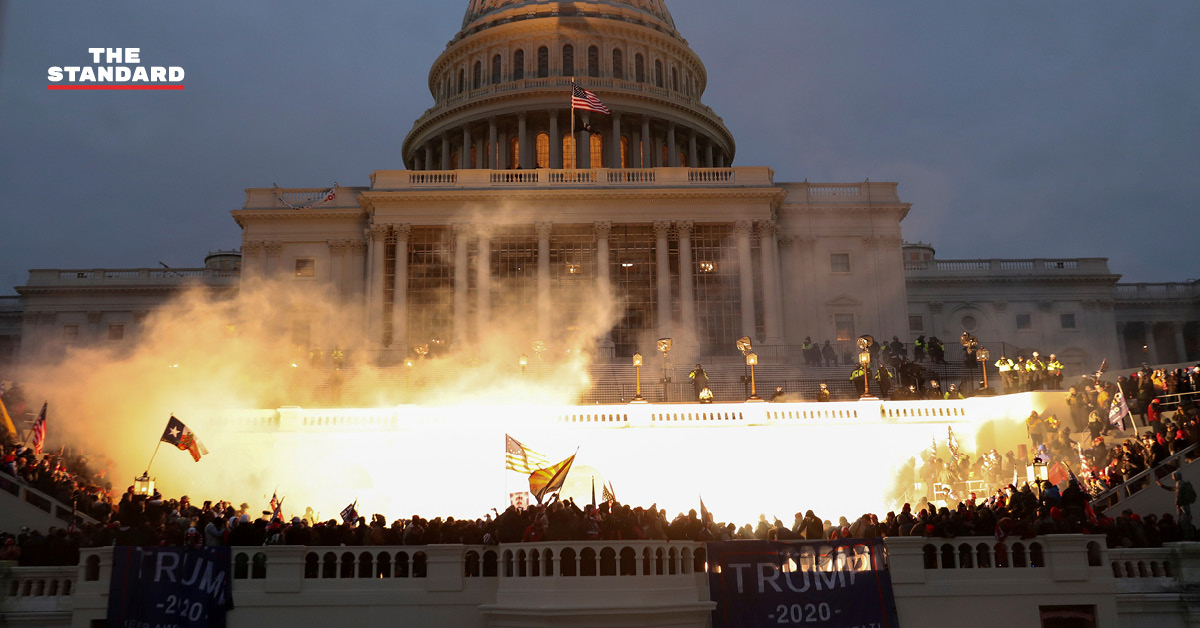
[707,539,900,628]
[107,546,234,628]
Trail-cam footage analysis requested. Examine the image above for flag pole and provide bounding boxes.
[144,440,163,475]
[20,401,46,449]
[569,78,575,169]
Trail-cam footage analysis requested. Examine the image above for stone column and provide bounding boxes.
[667,121,678,167]
[462,126,472,170]
[328,240,347,297]
[1173,321,1189,363]
[366,226,389,345]
[654,221,673,340]
[536,222,553,340]
[577,114,590,169]
[441,133,452,170]
[241,240,265,280]
[734,221,756,339]
[413,155,424,171]
[264,241,283,277]
[548,111,560,168]
[759,221,784,346]
[488,118,499,169]
[687,131,697,169]
[498,131,509,169]
[1138,323,1153,365]
[476,225,492,336]
[611,112,622,168]
[595,222,612,298]
[453,224,470,346]
[517,112,529,169]
[677,221,696,347]
[641,117,652,167]
[425,144,435,171]
[392,225,411,350]
[631,129,642,168]
[87,311,103,340]
[705,142,714,168]
[348,240,367,299]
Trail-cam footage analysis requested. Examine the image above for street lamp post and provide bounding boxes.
[857,335,875,399]
[745,351,763,401]
[977,347,992,393]
[631,352,646,403]
[519,353,528,380]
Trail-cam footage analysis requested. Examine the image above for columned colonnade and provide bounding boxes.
[360,219,785,353]
[410,110,728,171]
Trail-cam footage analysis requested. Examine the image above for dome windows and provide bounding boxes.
[537,47,548,78]
[514,50,525,80]
[635,53,645,83]
[612,49,623,80]
[587,46,600,77]
[563,45,575,77]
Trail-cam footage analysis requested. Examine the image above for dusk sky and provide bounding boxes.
[1,0,1197,295]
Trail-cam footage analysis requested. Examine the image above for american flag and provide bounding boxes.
[602,481,615,504]
[506,434,550,473]
[30,402,47,456]
[571,84,611,115]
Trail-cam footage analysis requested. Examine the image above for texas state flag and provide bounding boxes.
[160,415,209,462]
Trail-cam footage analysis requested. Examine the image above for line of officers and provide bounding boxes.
[993,351,1064,393]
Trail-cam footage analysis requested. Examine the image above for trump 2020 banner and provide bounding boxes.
[107,547,234,628]
[707,539,900,628]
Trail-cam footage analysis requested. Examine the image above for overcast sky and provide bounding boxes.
[1,0,1198,295]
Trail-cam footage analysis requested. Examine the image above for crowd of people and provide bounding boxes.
[2,362,1197,570]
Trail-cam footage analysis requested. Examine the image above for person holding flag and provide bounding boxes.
[341,500,359,524]
[529,451,577,504]
[28,402,47,456]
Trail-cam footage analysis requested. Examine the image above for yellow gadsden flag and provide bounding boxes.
[528,454,576,505]
[0,396,16,439]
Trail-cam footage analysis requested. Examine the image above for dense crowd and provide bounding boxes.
[2,365,1197,569]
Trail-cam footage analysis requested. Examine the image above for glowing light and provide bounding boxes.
[621,262,634,268]
[699,261,716,273]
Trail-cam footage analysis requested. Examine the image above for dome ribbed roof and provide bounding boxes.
[462,0,675,31]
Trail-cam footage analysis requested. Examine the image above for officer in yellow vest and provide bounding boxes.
[1027,352,1046,391]
[994,355,1016,394]
[1046,354,1065,390]
[850,365,867,397]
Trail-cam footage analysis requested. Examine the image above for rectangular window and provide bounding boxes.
[830,253,850,273]
[835,314,855,341]
[295,258,315,278]
[1060,313,1076,330]
[1016,314,1032,330]
[62,325,79,342]
[107,324,124,341]
[908,315,923,332]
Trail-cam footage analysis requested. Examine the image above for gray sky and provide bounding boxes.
[1,0,1198,295]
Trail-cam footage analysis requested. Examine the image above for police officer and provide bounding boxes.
[914,335,927,362]
[850,364,867,397]
[994,355,1016,394]
[1046,354,1065,390]
[1027,351,1046,391]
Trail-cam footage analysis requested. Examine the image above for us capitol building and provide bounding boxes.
[2,0,1197,377]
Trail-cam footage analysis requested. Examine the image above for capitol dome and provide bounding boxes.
[403,0,735,172]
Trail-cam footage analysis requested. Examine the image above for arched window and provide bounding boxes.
[537,46,549,78]
[562,45,575,77]
[514,49,525,80]
[458,69,465,93]
[654,60,663,87]
[612,49,624,79]
[491,55,502,84]
[562,134,577,169]
[535,132,550,168]
[620,135,630,168]
[588,45,600,77]
[590,133,604,168]
[671,67,678,92]
[635,53,645,82]
[473,61,482,89]
[509,137,520,169]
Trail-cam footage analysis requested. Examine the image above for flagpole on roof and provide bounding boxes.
[570,77,576,169]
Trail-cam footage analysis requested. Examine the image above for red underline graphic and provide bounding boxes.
[47,84,185,90]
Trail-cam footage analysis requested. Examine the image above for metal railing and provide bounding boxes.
[1090,442,1198,511]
